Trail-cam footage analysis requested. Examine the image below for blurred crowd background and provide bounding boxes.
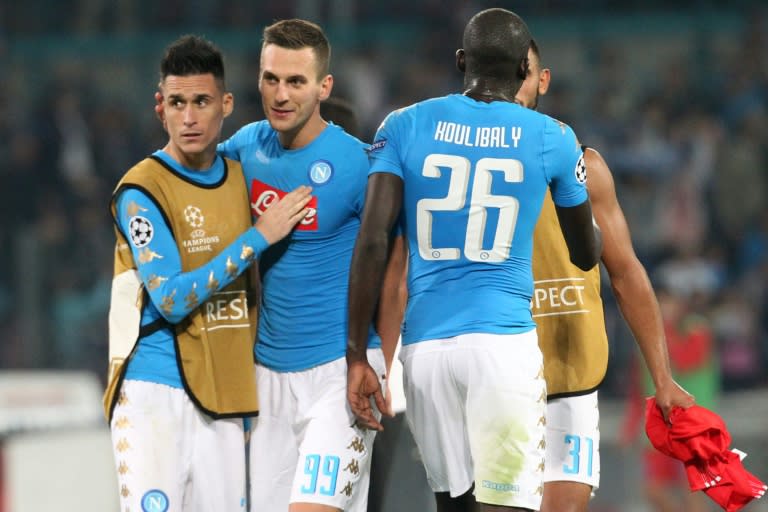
[1,1,767,510]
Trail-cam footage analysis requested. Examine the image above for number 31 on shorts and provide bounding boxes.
[563,435,594,477]
[301,454,340,496]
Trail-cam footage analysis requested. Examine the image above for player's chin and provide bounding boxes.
[180,139,215,155]
[266,114,295,131]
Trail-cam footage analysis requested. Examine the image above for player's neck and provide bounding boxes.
[278,114,328,150]
[462,77,520,104]
[163,142,217,171]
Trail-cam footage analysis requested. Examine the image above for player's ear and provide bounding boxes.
[155,84,167,131]
[222,92,234,118]
[455,49,465,73]
[318,74,333,102]
[539,68,551,96]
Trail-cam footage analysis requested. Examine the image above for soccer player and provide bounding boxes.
[105,35,311,512]
[347,8,602,512]
[516,41,695,512]
[216,20,402,512]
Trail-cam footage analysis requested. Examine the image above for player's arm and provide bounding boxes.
[585,148,694,418]
[216,127,244,161]
[116,187,310,324]
[376,234,408,375]
[555,199,601,271]
[548,123,602,271]
[347,173,403,429]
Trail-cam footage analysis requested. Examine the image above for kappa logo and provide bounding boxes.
[308,160,333,185]
[347,437,365,453]
[344,458,360,475]
[250,179,318,231]
[141,489,169,512]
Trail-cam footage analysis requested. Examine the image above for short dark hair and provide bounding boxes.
[463,8,532,81]
[320,97,360,138]
[530,38,541,61]
[160,35,226,88]
[262,19,331,78]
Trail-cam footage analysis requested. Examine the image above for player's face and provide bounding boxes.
[259,44,332,141]
[160,73,233,169]
[515,50,550,110]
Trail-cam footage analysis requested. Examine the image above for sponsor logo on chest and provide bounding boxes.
[250,178,319,231]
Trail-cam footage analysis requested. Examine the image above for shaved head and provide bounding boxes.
[462,8,532,81]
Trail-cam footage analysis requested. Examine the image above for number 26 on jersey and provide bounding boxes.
[417,154,522,263]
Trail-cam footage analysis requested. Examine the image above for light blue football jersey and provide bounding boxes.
[219,122,381,372]
[368,94,588,345]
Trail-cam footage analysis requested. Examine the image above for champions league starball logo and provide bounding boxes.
[183,205,205,228]
[575,155,587,184]
[128,215,153,248]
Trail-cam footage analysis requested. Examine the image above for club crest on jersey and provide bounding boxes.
[128,215,153,248]
[308,160,333,186]
[574,155,587,184]
[141,489,169,512]
[250,179,318,231]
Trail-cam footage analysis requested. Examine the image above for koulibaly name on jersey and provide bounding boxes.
[433,121,523,148]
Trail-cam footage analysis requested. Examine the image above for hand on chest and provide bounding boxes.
[248,174,352,234]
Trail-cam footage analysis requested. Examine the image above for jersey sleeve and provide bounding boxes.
[115,187,268,324]
[368,109,408,179]
[350,144,372,216]
[542,118,589,208]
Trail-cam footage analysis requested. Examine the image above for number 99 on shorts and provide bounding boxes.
[301,454,341,496]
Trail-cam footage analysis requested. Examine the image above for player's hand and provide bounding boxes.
[347,360,389,431]
[254,186,313,244]
[154,91,167,131]
[654,378,695,423]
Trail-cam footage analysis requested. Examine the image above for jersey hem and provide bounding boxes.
[546,379,604,401]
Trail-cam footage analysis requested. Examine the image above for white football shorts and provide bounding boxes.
[110,379,247,512]
[249,348,386,511]
[544,391,600,490]
[400,330,546,510]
